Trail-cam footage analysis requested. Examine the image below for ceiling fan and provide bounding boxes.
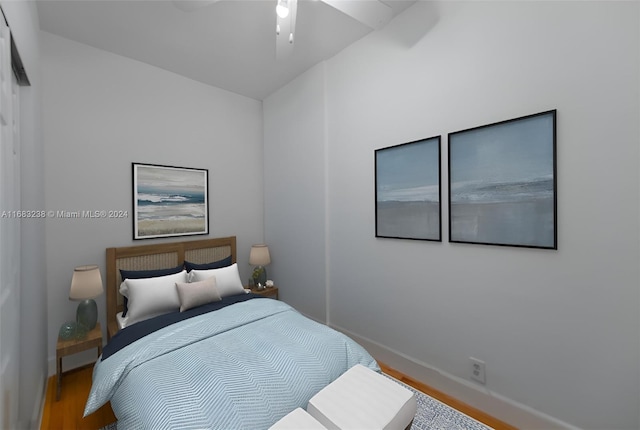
[172,0,394,59]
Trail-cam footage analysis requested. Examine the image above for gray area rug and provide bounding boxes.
[398,377,492,430]
[99,377,492,430]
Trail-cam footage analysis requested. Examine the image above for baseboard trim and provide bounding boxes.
[331,324,580,430]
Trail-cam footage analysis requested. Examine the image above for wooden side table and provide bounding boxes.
[56,322,103,401]
[250,286,279,300]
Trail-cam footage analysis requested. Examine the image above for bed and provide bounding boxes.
[84,236,379,429]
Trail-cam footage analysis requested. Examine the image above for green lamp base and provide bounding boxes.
[253,266,267,287]
[76,298,98,332]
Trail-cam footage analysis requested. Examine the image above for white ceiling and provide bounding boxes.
[37,0,416,100]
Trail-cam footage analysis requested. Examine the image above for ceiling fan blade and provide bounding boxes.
[322,0,393,30]
[276,0,297,60]
[172,0,222,12]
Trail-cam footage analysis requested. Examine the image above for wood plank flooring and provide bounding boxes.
[379,363,517,430]
[41,362,516,430]
[40,364,115,430]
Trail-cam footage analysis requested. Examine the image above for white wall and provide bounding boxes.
[264,63,328,321]
[264,1,640,429]
[41,32,264,372]
[0,1,46,428]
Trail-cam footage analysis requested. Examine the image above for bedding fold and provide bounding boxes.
[103,292,261,360]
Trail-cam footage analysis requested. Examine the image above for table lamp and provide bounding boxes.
[69,265,103,332]
[249,244,271,288]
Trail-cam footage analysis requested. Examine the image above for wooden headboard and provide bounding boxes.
[105,236,237,340]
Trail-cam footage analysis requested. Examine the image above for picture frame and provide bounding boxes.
[132,163,209,240]
[375,136,441,241]
[448,110,557,249]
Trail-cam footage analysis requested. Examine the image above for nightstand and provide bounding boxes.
[56,322,103,401]
[250,286,279,300]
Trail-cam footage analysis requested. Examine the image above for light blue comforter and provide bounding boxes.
[85,298,378,429]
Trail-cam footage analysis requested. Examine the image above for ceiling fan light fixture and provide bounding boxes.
[276,0,289,18]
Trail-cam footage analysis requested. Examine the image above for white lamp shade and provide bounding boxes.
[69,265,104,300]
[249,244,271,266]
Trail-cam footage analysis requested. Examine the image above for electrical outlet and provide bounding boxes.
[470,357,486,384]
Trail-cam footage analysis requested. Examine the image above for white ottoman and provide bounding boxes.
[307,364,417,430]
[269,407,328,430]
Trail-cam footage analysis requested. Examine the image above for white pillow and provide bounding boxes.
[116,311,128,330]
[176,276,221,312]
[119,281,129,297]
[190,263,244,297]
[124,270,188,325]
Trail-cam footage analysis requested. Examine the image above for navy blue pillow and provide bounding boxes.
[184,255,232,272]
[120,265,184,317]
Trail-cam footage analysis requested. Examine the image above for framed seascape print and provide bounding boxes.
[375,136,441,241]
[132,163,209,240]
[448,110,557,249]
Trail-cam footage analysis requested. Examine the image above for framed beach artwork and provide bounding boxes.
[375,136,441,241]
[132,163,209,240]
[448,110,557,249]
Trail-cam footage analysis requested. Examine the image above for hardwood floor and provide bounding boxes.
[40,364,115,430]
[41,362,516,430]
[378,363,517,430]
